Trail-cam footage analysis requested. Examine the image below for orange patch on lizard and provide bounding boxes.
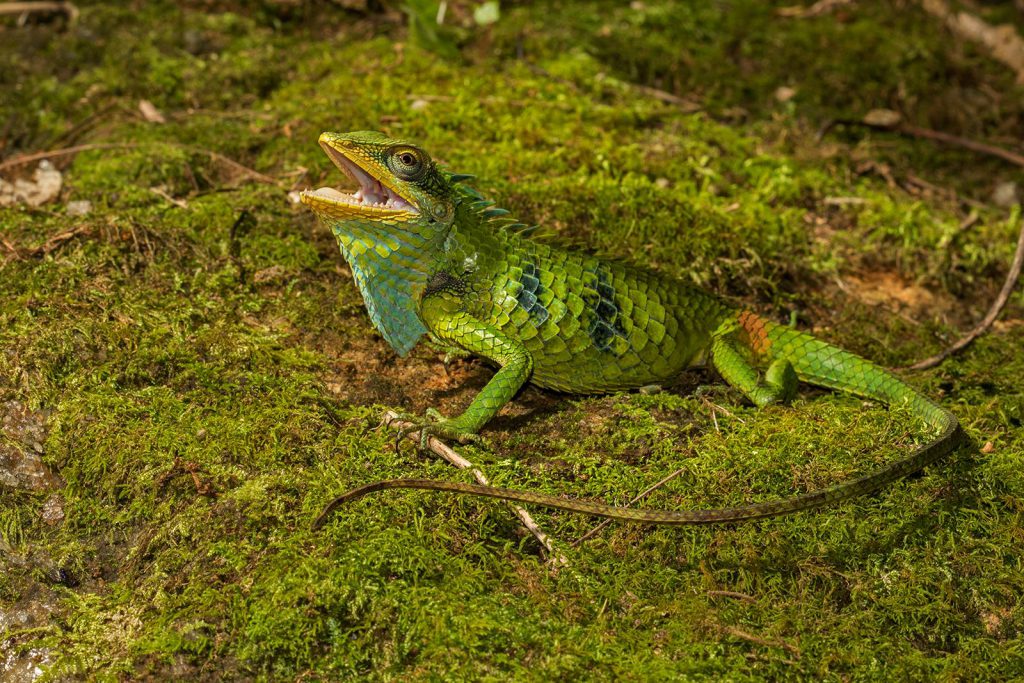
[736,310,772,356]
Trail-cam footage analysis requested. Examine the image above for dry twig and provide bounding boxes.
[0,1,78,23]
[719,624,802,658]
[31,225,91,255]
[897,124,1024,167]
[0,143,126,172]
[3,224,93,262]
[0,142,279,186]
[148,186,188,209]
[572,466,685,546]
[379,410,568,567]
[707,590,757,603]
[917,0,1024,84]
[905,217,1024,370]
[819,116,1024,168]
[821,117,1024,369]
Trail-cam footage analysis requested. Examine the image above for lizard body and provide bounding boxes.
[302,131,963,527]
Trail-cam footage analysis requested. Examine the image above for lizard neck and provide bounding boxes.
[332,222,437,356]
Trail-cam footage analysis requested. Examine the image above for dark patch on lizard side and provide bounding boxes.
[583,266,628,354]
[516,261,550,325]
[423,270,468,298]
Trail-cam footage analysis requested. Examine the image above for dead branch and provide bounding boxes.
[821,115,1024,168]
[379,410,568,567]
[905,216,1024,370]
[0,142,280,186]
[918,0,1024,84]
[0,1,78,23]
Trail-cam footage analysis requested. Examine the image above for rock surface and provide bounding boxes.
[0,403,59,492]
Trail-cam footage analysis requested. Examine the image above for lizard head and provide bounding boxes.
[299,131,456,355]
[300,131,455,230]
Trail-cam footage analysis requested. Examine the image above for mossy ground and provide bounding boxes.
[1,1,1023,679]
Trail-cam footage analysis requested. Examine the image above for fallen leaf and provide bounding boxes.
[139,99,167,124]
[863,108,902,128]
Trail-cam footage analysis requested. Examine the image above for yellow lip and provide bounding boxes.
[300,133,420,219]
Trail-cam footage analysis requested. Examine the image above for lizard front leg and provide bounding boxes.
[422,335,473,374]
[397,291,533,446]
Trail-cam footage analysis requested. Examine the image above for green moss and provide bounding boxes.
[1,1,1022,680]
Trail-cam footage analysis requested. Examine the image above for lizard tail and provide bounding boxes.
[314,319,962,528]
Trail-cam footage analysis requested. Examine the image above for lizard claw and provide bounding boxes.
[383,411,423,454]
[385,409,483,451]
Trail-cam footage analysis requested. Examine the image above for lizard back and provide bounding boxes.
[440,219,730,393]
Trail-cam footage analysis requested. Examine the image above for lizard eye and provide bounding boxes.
[387,146,429,181]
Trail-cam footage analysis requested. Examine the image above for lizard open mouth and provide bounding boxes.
[300,135,419,217]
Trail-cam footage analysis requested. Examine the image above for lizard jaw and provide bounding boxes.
[300,136,420,219]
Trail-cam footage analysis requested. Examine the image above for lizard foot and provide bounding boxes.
[386,410,483,451]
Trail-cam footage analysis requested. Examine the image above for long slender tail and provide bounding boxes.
[314,320,963,529]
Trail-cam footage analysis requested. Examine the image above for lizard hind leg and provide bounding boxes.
[762,357,798,405]
[711,335,798,408]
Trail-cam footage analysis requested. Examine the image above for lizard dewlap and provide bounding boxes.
[302,131,963,527]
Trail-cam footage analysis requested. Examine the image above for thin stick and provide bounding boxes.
[899,124,1024,167]
[148,186,188,209]
[572,466,685,546]
[3,224,93,261]
[0,142,279,186]
[0,143,127,171]
[0,1,78,21]
[719,624,802,658]
[707,590,757,603]
[905,216,1024,370]
[820,119,1024,369]
[379,411,568,567]
[820,118,1024,168]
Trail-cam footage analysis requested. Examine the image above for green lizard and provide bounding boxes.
[302,131,964,528]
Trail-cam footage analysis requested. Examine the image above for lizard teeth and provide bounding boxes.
[304,144,421,214]
[304,186,418,213]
